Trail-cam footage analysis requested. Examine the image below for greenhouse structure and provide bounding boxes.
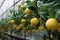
[0,0,60,40]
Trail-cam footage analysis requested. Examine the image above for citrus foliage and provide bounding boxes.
[0,0,60,40]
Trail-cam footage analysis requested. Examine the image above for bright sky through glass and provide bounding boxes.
[0,0,34,20]
[0,0,14,16]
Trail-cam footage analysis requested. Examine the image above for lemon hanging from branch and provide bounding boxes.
[32,29,36,33]
[10,20,15,24]
[30,17,39,26]
[38,26,44,31]
[18,4,24,10]
[24,8,33,15]
[20,4,24,8]
[21,19,26,24]
[21,27,27,33]
[46,18,59,31]
[27,30,32,34]
[13,24,17,29]
[16,26,20,31]
[19,24,24,29]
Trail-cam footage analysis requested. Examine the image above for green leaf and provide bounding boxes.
[26,1,35,7]
[49,10,56,18]
[40,6,48,12]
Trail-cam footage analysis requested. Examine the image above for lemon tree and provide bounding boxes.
[24,8,33,15]
[0,0,60,40]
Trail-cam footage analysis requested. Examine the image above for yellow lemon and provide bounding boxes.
[22,27,26,31]
[25,8,32,15]
[27,30,31,34]
[18,4,24,10]
[10,20,15,24]
[13,24,17,29]
[20,4,24,8]
[19,24,23,27]
[21,27,26,33]
[30,17,39,26]
[16,27,20,31]
[32,29,36,33]
[21,19,26,24]
[19,24,24,29]
[38,26,44,31]
[46,18,59,31]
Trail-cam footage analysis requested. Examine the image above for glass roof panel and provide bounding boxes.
[0,0,21,15]
[0,0,22,20]
[0,0,4,6]
[0,0,14,16]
